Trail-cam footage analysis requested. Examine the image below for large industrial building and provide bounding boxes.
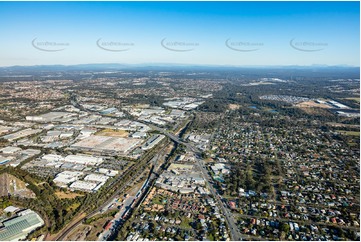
[64,154,103,166]
[69,180,98,192]
[84,173,109,183]
[53,171,84,186]
[141,134,165,150]
[0,155,13,165]
[0,146,22,154]
[1,128,42,141]
[0,209,44,241]
[71,135,142,154]
[25,112,75,123]
[40,154,103,167]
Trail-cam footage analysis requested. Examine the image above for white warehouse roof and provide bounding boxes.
[84,174,109,183]
[0,146,22,154]
[70,181,97,192]
[42,154,64,162]
[53,171,83,185]
[65,155,103,166]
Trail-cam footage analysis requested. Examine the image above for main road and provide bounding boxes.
[146,124,243,241]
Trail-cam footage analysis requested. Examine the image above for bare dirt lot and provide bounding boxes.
[299,107,333,116]
[228,104,241,110]
[96,129,129,137]
[296,101,332,108]
[344,97,360,103]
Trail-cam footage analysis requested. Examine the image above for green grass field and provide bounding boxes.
[344,97,360,103]
[336,130,360,136]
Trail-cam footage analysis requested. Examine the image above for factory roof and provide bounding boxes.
[0,156,12,165]
[0,210,44,241]
[70,181,98,191]
[84,174,109,183]
[0,146,22,154]
[65,154,103,165]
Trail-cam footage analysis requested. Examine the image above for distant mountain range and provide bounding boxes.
[0,63,359,71]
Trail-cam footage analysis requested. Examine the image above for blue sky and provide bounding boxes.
[0,1,359,66]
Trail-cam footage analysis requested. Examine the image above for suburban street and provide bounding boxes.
[148,125,244,241]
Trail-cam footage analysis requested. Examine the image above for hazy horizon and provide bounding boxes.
[1,62,360,68]
[0,1,359,67]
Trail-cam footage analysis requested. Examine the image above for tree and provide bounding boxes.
[280,223,290,234]
[195,221,202,230]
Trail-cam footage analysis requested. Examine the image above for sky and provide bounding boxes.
[0,1,359,67]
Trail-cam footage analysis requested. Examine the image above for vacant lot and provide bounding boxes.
[296,100,332,108]
[299,107,332,116]
[0,174,7,197]
[95,128,129,137]
[336,130,360,136]
[55,191,84,199]
[344,97,360,103]
[228,104,240,110]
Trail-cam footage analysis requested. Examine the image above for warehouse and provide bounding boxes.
[71,136,142,154]
[0,146,22,154]
[69,180,98,192]
[42,154,64,162]
[0,209,44,241]
[1,128,42,141]
[84,173,109,183]
[114,119,132,127]
[64,154,103,166]
[97,168,119,177]
[0,156,13,165]
[132,132,147,138]
[25,112,75,122]
[141,134,165,150]
[53,171,83,186]
[100,107,118,115]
